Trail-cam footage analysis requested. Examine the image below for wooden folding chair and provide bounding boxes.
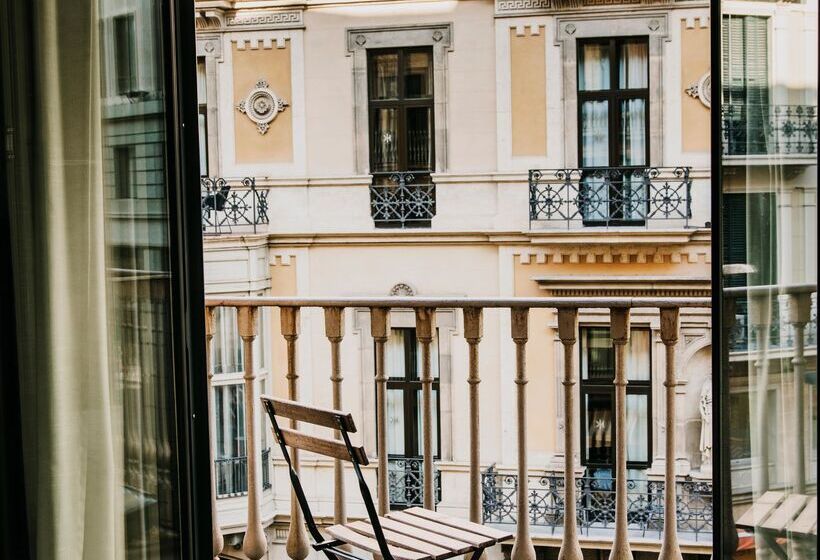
[262,396,513,560]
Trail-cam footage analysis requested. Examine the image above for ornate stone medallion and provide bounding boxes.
[236,79,288,134]
[685,71,711,109]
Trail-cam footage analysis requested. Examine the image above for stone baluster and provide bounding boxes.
[609,308,633,560]
[238,306,266,560]
[557,309,582,560]
[463,308,483,524]
[510,307,535,560]
[205,307,224,558]
[282,306,310,560]
[416,307,437,510]
[786,291,812,494]
[325,307,347,524]
[748,294,772,491]
[371,307,391,515]
[658,308,682,560]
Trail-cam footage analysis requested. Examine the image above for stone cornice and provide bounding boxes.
[262,228,711,247]
[532,275,711,297]
[494,0,709,17]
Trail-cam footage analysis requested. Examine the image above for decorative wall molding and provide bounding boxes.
[236,79,289,135]
[531,275,711,297]
[495,0,678,15]
[226,10,303,29]
[516,245,711,265]
[194,8,303,31]
[389,283,416,296]
[686,71,712,109]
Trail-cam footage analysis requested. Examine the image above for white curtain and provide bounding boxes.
[619,42,648,89]
[579,43,610,91]
[13,1,124,558]
[213,307,243,374]
[620,99,646,167]
[386,330,407,455]
[627,330,651,381]
[626,395,649,463]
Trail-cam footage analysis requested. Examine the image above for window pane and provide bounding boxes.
[198,112,208,176]
[405,51,432,98]
[580,100,609,167]
[586,393,614,464]
[371,53,399,100]
[213,307,243,374]
[579,43,610,91]
[387,390,405,455]
[619,98,646,166]
[406,107,432,171]
[582,328,614,380]
[387,328,407,378]
[415,390,439,457]
[113,145,134,199]
[626,394,649,463]
[215,384,246,458]
[114,14,136,94]
[618,40,648,89]
[196,57,207,104]
[371,108,399,172]
[720,4,817,558]
[627,330,650,381]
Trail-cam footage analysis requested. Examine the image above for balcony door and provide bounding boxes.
[385,328,441,508]
[0,0,210,557]
[577,37,649,225]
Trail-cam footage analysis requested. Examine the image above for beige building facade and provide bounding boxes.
[190,0,804,557]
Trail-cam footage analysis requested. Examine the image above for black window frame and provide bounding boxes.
[384,327,442,462]
[576,36,650,226]
[114,13,137,96]
[367,47,435,174]
[578,326,653,471]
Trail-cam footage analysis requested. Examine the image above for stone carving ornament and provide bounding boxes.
[699,378,712,473]
[685,71,711,109]
[236,78,288,134]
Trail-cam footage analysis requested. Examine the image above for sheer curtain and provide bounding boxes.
[386,330,406,455]
[12,1,124,558]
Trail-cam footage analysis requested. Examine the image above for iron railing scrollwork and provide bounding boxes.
[728,293,818,352]
[722,104,818,157]
[215,448,272,498]
[201,177,269,234]
[370,172,436,228]
[388,457,442,509]
[481,467,713,542]
[528,167,692,228]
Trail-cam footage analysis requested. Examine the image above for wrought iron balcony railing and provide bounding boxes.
[388,457,442,509]
[722,104,818,157]
[528,167,692,228]
[482,468,713,542]
[214,448,271,498]
[370,171,436,228]
[727,289,817,353]
[201,177,269,234]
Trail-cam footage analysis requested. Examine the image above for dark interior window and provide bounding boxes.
[114,14,137,95]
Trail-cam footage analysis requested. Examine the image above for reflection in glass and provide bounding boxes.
[371,53,399,100]
[720,3,817,559]
[405,52,432,98]
[372,108,399,172]
[406,107,432,171]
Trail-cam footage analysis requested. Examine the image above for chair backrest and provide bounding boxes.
[261,395,392,560]
[261,396,368,465]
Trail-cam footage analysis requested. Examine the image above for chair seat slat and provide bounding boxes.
[736,491,784,528]
[761,495,809,532]
[403,507,513,542]
[346,521,452,558]
[788,497,817,536]
[376,517,474,553]
[326,525,431,560]
[386,512,494,547]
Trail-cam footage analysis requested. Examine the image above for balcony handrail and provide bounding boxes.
[528,166,693,228]
[721,103,818,157]
[204,295,710,309]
